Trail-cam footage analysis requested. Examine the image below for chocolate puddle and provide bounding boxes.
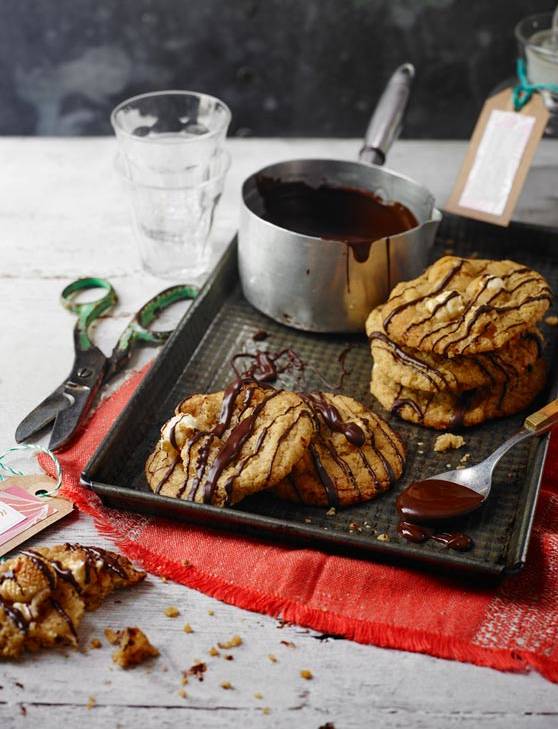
[396,477,482,551]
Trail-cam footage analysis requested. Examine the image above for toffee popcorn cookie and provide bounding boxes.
[0,544,145,659]
[273,393,406,508]
[366,306,544,394]
[381,256,551,357]
[370,358,547,430]
[146,383,315,506]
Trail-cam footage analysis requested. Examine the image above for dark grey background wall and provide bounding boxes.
[0,0,552,138]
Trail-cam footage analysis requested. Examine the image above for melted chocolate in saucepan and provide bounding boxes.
[255,175,417,263]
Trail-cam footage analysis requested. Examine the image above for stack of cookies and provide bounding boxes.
[146,384,406,509]
[366,256,551,430]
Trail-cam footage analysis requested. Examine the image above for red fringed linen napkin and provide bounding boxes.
[44,365,558,682]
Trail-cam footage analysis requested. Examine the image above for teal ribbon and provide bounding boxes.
[513,58,558,111]
[0,444,62,497]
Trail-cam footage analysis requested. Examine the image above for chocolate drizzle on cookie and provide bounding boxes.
[383,258,466,333]
[202,390,283,504]
[0,596,28,633]
[21,549,82,594]
[301,393,365,447]
[50,597,78,638]
[370,331,448,391]
[186,349,365,505]
[309,445,340,507]
[383,258,551,356]
[64,543,128,580]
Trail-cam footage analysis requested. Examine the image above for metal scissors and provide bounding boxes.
[15,277,198,451]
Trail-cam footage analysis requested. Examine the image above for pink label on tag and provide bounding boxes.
[0,485,57,547]
[0,500,26,536]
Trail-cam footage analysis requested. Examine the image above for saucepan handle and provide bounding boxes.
[359,63,415,167]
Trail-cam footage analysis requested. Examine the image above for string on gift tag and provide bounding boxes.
[513,58,558,111]
[0,445,62,497]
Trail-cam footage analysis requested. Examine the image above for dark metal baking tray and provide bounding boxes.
[82,214,558,577]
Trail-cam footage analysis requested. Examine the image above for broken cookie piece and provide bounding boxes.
[433,433,465,453]
[104,626,159,668]
[0,544,145,659]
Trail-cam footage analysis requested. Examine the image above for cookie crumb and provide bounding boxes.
[181,674,189,686]
[218,635,242,649]
[186,661,207,681]
[326,507,336,517]
[87,696,96,710]
[376,533,390,542]
[545,315,558,326]
[224,654,234,660]
[178,688,188,699]
[164,606,180,618]
[208,646,220,657]
[183,623,193,633]
[220,681,233,690]
[105,627,159,669]
[434,434,465,452]
[268,653,278,663]
[208,609,215,616]
[90,638,102,649]
[104,627,118,644]
[300,669,313,680]
[460,452,471,463]
[254,691,263,699]
[280,640,296,648]
[261,707,271,715]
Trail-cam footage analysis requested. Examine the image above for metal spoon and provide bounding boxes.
[398,398,558,522]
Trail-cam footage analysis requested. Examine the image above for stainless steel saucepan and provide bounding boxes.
[238,64,442,333]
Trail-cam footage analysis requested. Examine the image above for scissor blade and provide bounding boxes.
[48,382,98,451]
[15,385,71,443]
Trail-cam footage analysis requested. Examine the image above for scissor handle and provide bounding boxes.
[61,278,118,352]
[107,284,198,378]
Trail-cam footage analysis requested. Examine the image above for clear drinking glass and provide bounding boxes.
[116,148,230,280]
[516,12,558,135]
[111,90,231,279]
[111,90,231,182]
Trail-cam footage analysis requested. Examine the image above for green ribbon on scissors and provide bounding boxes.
[513,58,558,111]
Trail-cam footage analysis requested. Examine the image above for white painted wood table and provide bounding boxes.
[1,138,558,729]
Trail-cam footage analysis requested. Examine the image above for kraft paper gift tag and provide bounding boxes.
[0,475,73,558]
[445,88,549,226]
